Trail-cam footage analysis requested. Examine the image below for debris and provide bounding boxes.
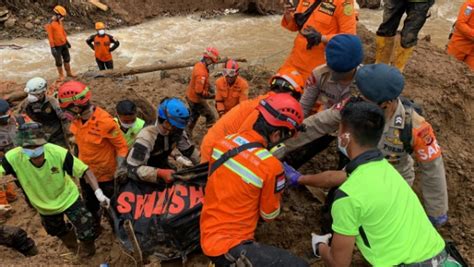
[88,0,109,12]
[24,22,34,30]
[4,17,16,28]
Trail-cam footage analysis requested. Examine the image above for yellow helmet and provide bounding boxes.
[95,22,105,30]
[53,5,67,16]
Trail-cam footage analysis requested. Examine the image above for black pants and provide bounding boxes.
[376,0,434,48]
[40,198,96,241]
[209,241,309,267]
[80,179,115,228]
[52,44,71,67]
[0,225,36,255]
[187,98,216,129]
[96,59,114,70]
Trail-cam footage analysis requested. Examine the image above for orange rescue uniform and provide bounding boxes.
[70,107,128,182]
[200,93,274,163]
[280,0,357,79]
[215,76,249,115]
[186,61,210,103]
[447,0,474,70]
[200,130,285,257]
[45,20,67,47]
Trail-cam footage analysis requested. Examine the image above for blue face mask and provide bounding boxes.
[337,133,350,158]
[23,146,44,158]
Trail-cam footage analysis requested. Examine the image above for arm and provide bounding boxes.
[104,120,128,159]
[45,23,55,47]
[299,170,347,188]
[319,233,355,267]
[215,80,226,114]
[281,4,299,31]
[109,35,120,52]
[259,167,285,222]
[300,74,320,118]
[239,80,249,102]
[454,1,474,40]
[85,35,95,50]
[177,131,200,164]
[323,1,357,42]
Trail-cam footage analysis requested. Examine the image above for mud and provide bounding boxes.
[1,24,473,266]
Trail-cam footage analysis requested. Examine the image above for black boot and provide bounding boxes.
[58,230,78,252]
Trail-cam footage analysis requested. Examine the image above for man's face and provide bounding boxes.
[118,114,137,129]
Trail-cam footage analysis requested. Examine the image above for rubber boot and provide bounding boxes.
[78,240,96,257]
[64,63,77,78]
[375,35,395,64]
[56,67,65,82]
[58,229,78,252]
[393,43,415,72]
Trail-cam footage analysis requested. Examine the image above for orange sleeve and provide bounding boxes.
[413,121,442,163]
[455,1,474,39]
[45,24,55,47]
[325,0,357,41]
[193,66,208,95]
[259,163,284,222]
[281,14,299,31]
[215,78,225,113]
[239,79,249,102]
[103,118,128,157]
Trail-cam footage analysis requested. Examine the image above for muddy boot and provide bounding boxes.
[375,35,395,64]
[393,44,415,72]
[78,240,96,257]
[23,246,38,257]
[58,229,78,252]
[56,66,65,82]
[64,63,77,78]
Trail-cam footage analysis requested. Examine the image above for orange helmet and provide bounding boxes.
[58,81,92,109]
[257,93,304,135]
[203,47,220,63]
[95,22,105,30]
[53,5,67,16]
[270,69,305,99]
[222,59,239,77]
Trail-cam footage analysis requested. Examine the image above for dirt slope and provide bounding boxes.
[1,25,473,266]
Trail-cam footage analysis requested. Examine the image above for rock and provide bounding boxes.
[25,22,34,30]
[33,17,41,24]
[4,17,16,28]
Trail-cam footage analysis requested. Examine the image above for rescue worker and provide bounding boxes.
[375,0,434,72]
[86,22,120,71]
[57,81,128,228]
[185,47,220,136]
[447,0,474,70]
[45,5,76,81]
[304,101,459,266]
[0,122,109,257]
[115,100,145,148]
[0,224,37,256]
[200,68,305,163]
[19,77,70,148]
[285,64,449,227]
[215,59,249,116]
[126,97,200,184]
[200,93,308,266]
[279,0,357,80]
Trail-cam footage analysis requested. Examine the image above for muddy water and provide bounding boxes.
[0,0,464,83]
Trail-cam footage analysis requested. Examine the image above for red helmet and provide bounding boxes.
[270,68,305,95]
[58,81,92,109]
[257,93,304,135]
[223,59,239,77]
[203,47,220,63]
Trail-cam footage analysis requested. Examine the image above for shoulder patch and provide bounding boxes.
[275,172,286,193]
[465,6,473,16]
[394,115,403,127]
[131,143,148,161]
[343,2,354,16]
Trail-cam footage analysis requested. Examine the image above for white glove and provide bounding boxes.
[176,156,193,167]
[311,233,332,258]
[94,189,110,208]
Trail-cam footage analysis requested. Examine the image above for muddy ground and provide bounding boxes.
[1,22,473,267]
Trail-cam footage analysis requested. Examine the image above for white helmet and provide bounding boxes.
[25,77,47,95]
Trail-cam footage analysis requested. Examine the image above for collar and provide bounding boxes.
[345,149,384,175]
[389,98,406,129]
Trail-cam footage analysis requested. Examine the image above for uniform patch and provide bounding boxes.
[302,0,310,7]
[465,6,473,16]
[275,172,286,193]
[343,2,353,16]
[45,107,52,114]
[51,166,60,174]
[318,2,336,16]
[132,143,148,161]
[417,127,433,146]
[394,115,403,127]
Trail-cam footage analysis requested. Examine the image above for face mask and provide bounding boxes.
[337,133,350,157]
[120,120,135,129]
[27,94,39,103]
[98,29,105,36]
[23,146,44,158]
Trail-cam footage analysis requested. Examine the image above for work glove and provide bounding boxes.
[66,41,71,49]
[94,188,110,208]
[51,47,58,57]
[301,26,322,50]
[283,162,301,186]
[311,233,332,258]
[156,168,175,183]
[176,156,193,167]
[428,214,448,227]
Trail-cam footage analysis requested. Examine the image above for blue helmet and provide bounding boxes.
[157,98,190,129]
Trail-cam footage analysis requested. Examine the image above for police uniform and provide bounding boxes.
[285,98,448,217]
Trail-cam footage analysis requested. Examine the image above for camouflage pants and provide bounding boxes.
[376,0,434,48]
[0,225,36,255]
[187,98,217,128]
[40,198,96,241]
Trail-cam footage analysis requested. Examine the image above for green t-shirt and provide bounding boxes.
[332,153,445,266]
[115,117,145,148]
[0,143,88,215]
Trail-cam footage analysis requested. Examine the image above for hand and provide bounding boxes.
[51,47,58,57]
[301,26,322,50]
[94,189,110,208]
[156,168,175,183]
[428,214,448,227]
[66,41,71,48]
[283,162,301,186]
[311,233,332,258]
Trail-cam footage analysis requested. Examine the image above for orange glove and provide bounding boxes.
[156,168,175,183]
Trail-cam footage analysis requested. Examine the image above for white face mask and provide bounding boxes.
[337,132,350,158]
[98,29,105,35]
[27,94,39,103]
[120,120,136,129]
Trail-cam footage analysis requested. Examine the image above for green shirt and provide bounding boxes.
[115,117,145,148]
[332,150,445,266]
[0,143,88,215]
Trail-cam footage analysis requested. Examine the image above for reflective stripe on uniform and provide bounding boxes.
[255,149,272,160]
[212,148,263,188]
[260,206,280,220]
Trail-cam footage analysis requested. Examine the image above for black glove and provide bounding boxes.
[301,26,322,50]
[51,47,58,57]
[66,41,71,48]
